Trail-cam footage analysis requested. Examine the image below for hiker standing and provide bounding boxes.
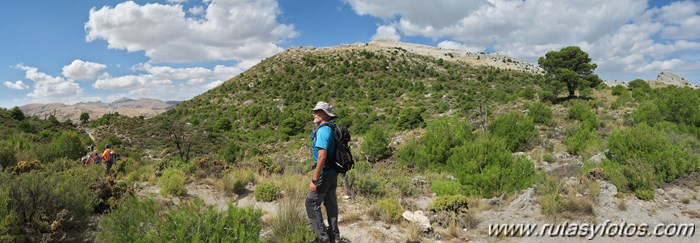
[102,144,116,175]
[306,101,341,242]
[93,153,101,165]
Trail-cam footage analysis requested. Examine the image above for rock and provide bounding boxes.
[402,210,432,232]
[564,177,579,188]
[483,194,504,205]
[342,195,351,201]
[508,188,535,210]
[610,111,620,119]
[411,176,428,187]
[657,72,689,86]
[589,152,605,164]
[597,180,618,208]
[656,188,667,199]
[172,197,181,206]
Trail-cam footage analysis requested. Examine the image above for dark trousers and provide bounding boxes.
[305,171,339,242]
[105,161,113,175]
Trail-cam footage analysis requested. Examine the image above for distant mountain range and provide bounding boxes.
[19,98,180,122]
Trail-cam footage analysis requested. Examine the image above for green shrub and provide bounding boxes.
[396,107,425,130]
[428,195,469,213]
[631,102,662,126]
[488,112,535,151]
[396,117,472,169]
[37,131,84,163]
[98,197,262,242]
[347,170,386,198]
[215,118,232,131]
[360,126,391,163]
[219,142,242,165]
[0,165,99,241]
[377,199,403,223]
[564,127,603,158]
[254,182,281,202]
[568,102,597,130]
[605,124,700,200]
[0,187,21,242]
[611,85,626,96]
[655,87,700,126]
[447,135,537,197]
[0,142,17,170]
[159,168,187,196]
[390,176,417,197]
[527,102,553,125]
[431,179,463,196]
[611,92,633,110]
[628,79,651,92]
[543,153,555,163]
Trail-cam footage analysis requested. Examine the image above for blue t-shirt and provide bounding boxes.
[311,123,336,173]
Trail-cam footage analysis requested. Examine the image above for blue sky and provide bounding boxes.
[1,0,699,108]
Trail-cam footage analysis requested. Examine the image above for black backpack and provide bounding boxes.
[318,122,355,173]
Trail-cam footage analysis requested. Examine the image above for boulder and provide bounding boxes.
[402,210,432,232]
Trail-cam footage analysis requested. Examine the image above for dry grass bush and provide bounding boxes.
[367,205,382,221]
[265,178,315,242]
[562,191,594,217]
[403,221,423,243]
[340,209,362,224]
[219,169,255,196]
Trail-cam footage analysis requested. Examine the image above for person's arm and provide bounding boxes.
[313,149,327,182]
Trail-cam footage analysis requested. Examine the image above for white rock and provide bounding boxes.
[402,210,432,232]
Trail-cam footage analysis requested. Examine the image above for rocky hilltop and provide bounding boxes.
[604,71,696,88]
[655,71,690,86]
[295,39,543,74]
[20,98,180,122]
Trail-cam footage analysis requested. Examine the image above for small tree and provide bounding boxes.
[361,126,390,163]
[10,107,24,121]
[538,46,601,98]
[79,112,90,124]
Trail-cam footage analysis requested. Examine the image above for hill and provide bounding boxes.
[90,40,542,159]
[19,98,180,122]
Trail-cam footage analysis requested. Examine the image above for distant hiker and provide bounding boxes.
[83,153,91,167]
[81,154,90,167]
[103,144,116,175]
[306,101,341,242]
[93,153,101,165]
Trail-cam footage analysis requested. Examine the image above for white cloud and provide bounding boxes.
[437,40,482,52]
[371,25,400,41]
[85,0,297,64]
[16,65,83,103]
[346,0,700,81]
[62,59,107,80]
[634,59,686,72]
[188,6,204,15]
[346,0,487,28]
[4,80,29,90]
[167,0,188,4]
[93,62,244,101]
